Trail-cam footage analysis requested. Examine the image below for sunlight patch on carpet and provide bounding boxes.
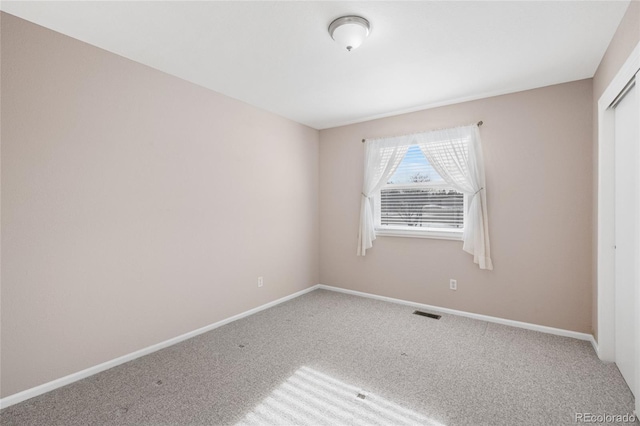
[236,366,446,425]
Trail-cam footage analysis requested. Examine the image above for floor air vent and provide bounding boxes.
[413,310,441,320]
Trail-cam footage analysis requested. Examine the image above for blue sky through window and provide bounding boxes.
[388,145,444,184]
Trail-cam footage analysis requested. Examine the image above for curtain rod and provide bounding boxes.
[361,120,483,143]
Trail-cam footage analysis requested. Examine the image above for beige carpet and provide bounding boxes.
[1,289,637,425]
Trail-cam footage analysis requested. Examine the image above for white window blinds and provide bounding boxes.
[379,146,464,229]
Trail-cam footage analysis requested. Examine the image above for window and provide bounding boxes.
[374,145,464,240]
[357,123,492,270]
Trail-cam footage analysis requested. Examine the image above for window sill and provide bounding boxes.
[375,227,463,241]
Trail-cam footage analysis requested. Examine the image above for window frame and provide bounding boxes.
[373,156,466,241]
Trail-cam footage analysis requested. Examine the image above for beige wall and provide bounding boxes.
[3,3,633,401]
[319,79,593,334]
[0,13,319,398]
[591,1,640,340]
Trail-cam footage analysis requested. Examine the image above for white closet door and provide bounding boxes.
[614,78,638,397]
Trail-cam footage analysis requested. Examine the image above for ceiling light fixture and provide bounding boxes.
[328,16,370,52]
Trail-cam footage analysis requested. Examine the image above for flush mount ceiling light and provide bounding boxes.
[328,16,370,52]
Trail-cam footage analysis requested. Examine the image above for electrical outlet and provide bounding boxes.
[449,279,457,291]
[257,276,264,288]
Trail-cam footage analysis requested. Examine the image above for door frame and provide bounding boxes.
[597,39,640,408]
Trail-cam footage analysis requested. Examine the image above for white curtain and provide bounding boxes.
[415,125,493,270]
[357,138,409,256]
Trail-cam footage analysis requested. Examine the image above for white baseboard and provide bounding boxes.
[317,284,595,343]
[0,284,320,410]
[1,283,597,410]
[589,335,600,357]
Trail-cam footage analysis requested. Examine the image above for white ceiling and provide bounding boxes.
[1,1,631,129]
